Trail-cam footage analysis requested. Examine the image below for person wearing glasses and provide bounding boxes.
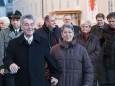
[63,14,80,35]
[3,14,61,86]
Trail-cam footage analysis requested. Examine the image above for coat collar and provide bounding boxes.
[96,23,107,31]
[18,33,41,44]
[9,30,23,39]
[9,24,22,32]
[59,37,77,49]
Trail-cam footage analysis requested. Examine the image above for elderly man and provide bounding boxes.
[3,14,61,86]
[63,14,80,35]
[36,15,61,49]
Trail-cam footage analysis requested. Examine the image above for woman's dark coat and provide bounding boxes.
[51,38,93,86]
[3,33,61,86]
[76,33,101,69]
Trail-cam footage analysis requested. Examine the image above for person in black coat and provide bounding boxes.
[103,12,115,86]
[36,15,61,49]
[3,14,61,86]
[63,14,80,35]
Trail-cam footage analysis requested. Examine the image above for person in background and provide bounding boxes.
[36,19,44,29]
[0,17,7,86]
[103,12,115,86]
[91,13,108,86]
[76,20,101,86]
[51,23,93,86]
[3,14,61,86]
[0,17,10,30]
[36,14,61,49]
[9,10,23,39]
[91,13,108,46]
[63,14,80,35]
[0,10,22,86]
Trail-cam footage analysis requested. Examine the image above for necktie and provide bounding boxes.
[27,38,31,44]
[15,30,18,36]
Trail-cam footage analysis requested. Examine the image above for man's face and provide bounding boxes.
[108,18,115,28]
[21,18,35,37]
[46,16,56,29]
[11,18,20,29]
[96,17,105,27]
[63,15,72,24]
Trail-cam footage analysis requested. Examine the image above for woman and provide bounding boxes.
[76,20,101,86]
[51,23,93,86]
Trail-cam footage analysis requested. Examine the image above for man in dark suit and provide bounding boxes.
[9,10,23,39]
[3,14,61,86]
[63,14,80,35]
[36,15,61,49]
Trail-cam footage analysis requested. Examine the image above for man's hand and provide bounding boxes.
[0,69,5,75]
[9,63,20,74]
[51,77,58,86]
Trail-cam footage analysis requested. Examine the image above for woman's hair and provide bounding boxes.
[61,23,74,32]
[80,20,91,28]
[0,17,10,26]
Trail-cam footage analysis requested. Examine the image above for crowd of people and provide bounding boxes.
[0,10,115,86]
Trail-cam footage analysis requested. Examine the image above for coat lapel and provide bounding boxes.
[9,31,23,39]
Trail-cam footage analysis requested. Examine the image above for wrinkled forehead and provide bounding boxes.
[64,15,72,19]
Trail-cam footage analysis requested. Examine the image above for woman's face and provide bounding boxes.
[61,27,74,42]
[81,24,91,34]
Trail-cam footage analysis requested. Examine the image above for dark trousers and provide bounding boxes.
[104,68,115,86]
[3,74,15,86]
[0,74,3,86]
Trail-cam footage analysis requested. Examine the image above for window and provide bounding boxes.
[8,0,12,3]
[76,0,79,6]
[108,0,113,13]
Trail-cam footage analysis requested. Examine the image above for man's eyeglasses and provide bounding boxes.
[23,23,34,27]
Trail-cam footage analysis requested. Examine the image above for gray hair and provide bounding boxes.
[61,23,74,32]
[0,17,10,26]
[80,20,91,28]
[20,14,34,25]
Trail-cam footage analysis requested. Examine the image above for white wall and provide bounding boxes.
[0,7,6,17]
[13,0,115,26]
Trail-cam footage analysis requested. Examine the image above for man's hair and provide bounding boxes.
[63,14,72,18]
[20,14,34,25]
[44,15,54,22]
[106,12,115,20]
[96,13,105,19]
[61,23,74,32]
[0,17,10,26]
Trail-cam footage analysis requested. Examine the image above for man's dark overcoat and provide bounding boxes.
[3,33,61,86]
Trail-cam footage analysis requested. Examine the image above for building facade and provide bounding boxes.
[12,0,115,26]
[0,0,6,17]
[4,0,13,17]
